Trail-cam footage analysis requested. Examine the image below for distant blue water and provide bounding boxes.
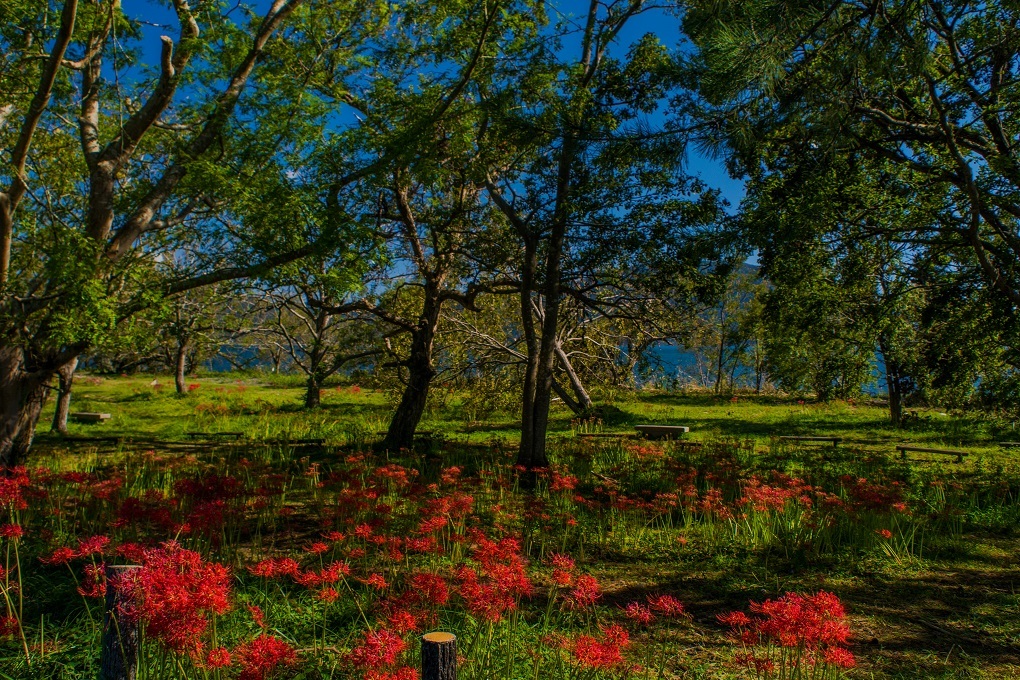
[644,342,885,395]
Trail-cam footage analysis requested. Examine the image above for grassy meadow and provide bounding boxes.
[1,374,1018,679]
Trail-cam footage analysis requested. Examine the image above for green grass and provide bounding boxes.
[43,374,1020,461]
[9,375,1019,679]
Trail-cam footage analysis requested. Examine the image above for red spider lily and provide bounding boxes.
[114,542,148,563]
[455,566,517,622]
[40,546,77,565]
[875,529,893,539]
[624,602,655,626]
[721,591,855,675]
[316,587,340,603]
[75,535,110,558]
[824,646,856,668]
[305,542,330,555]
[549,553,575,586]
[417,516,448,534]
[248,557,301,579]
[247,605,267,630]
[647,594,686,617]
[718,611,751,627]
[571,624,630,669]
[386,609,419,634]
[205,646,232,669]
[362,573,388,590]
[366,668,419,680]
[0,616,19,638]
[0,524,23,539]
[749,591,851,649]
[410,572,449,606]
[117,541,231,656]
[77,562,106,598]
[440,466,462,485]
[567,574,601,609]
[0,468,31,510]
[348,629,407,669]
[234,634,297,680]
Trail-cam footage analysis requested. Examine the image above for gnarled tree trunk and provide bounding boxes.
[0,347,51,468]
[383,291,440,452]
[51,356,78,435]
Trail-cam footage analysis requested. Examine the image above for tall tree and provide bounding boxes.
[482,0,714,470]
[685,0,1020,309]
[0,0,389,465]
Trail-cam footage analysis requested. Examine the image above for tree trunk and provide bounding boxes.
[554,342,593,411]
[715,303,726,394]
[551,378,581,414]
[880,340,903,428]
[383,291,441,452]
[174,338,189,394]
[517,135,576,473]
[517,237,541,470]
[51,356,78,435]
[0,346,50,468]
[305,374,321,408]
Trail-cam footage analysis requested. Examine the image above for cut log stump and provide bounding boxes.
[100,565,140,680]
[422,631,457,680]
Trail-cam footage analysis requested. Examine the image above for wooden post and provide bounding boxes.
[422,631,456,680]
[100,565,140,680]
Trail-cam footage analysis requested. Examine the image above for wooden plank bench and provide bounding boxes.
[185,432,244,440]
[897,445,967,463]
[70,412,111,424]
[635,425,689,440]
[61,435,123,445]
[779,436,841,447]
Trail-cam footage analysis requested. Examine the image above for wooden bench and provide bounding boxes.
[635,425,689,440]
[897,445,967,463]
[779,436,841,447]
[999,442,1020,448]
[185,432,244,440]
[61,435,123,445]
[70,412,111,424]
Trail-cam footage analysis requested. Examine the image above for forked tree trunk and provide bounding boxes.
[51,356,78,435]
[383,294,440,452]
[174,338,189,394]
[517,132,576,475]
[0,347,50,468]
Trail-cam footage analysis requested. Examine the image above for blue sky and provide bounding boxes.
[126,0,746,212]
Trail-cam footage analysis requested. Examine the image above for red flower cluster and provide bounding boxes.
[348,629,407,669]
[234,634,297,680]
[118,541,231,656]
[571,624,630,669]
[455,535,533,622]
[719,591,855,671]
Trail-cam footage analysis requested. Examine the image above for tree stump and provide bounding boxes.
[100,565,140,680]
[422,631,457,680]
